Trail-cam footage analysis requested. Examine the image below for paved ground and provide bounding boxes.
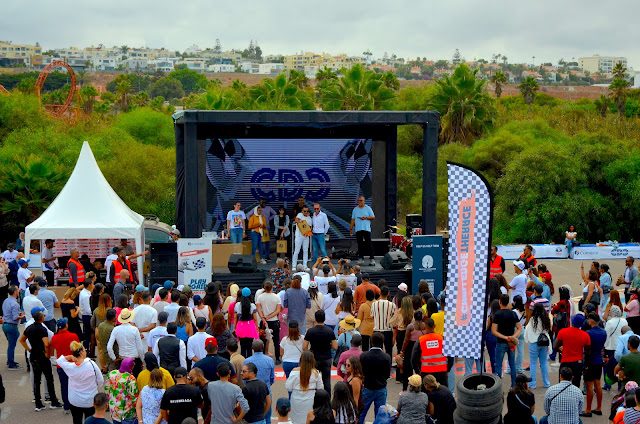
[0,258,626,422]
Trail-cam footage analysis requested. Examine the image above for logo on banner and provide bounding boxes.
[456,190,476,326]
[421,255,434,269]
[611,248,629,256]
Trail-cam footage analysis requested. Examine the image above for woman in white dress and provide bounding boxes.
[286,350,324,424]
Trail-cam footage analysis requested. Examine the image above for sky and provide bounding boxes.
[2,0,638,68]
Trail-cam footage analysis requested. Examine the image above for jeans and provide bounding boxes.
[262,240,271,260]
[360,387,387,424]
[565,239,574,256]
[312,234,327,262]
[70,405,95,424]
[485,330,497,373]
[31,356,59,407]
[282,361,298,379]
[599,292,610,318]
[2,323,19,366]
[464,357,482,375]
[515,331,525,373]
[230,228,244,244]
[495,342,517,387]
[316,358,332,393]
[251,231,263,260]
[57,366,70,410]
[529,343,550,388]
[355,230,374,260]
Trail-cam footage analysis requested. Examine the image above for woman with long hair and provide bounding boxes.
[208,312,233,359]
[603,305,627,391]
[335,288,355,319]
[424,374,456,424]
[391,296,414,383]
[90,282,104,311]
[496,274,509,296]
[411,294,422,311]
[193,294,213,325]
[175,306,193,342]
[426,298,438,318]
[549,285,573,363]
[503,374,536,424]
[307,389,335,424]
[136,368,167,424]
[322,282,341,334]
[393,283,409,310]
[485,299,501,374]
[114,294,129,321]
[400,309,427,390]
[332,381,356,424]
[90,293,112,332]
[235,287,259,358]
[582,266,603,312]
[56,340,104,424]
[537,263,554,296]
[61,287,83,340]
[281,320,304,379]
[344,356,364,419]
[599,263,612,317]
[286,350,323,424]
[275,206,291,258]
[603,289,624,321]
[204,281,223,315]
[512,295,526,373]
[306,281,324,331]
[486,277,501,304]
[524,303,551,388]
[131,289,143,309]
[396,374,429,424]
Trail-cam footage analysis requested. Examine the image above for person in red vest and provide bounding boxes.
[411,317,448,388]
[489,245,505,278]
[66,248,85,286]
[519,245,537,269]
[109,246,134,288]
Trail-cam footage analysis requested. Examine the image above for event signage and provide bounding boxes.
[411,235,443,295]
[571,244,640,260]
[443,163,494,360]
[496,244,568,260]
[176,238,212,297]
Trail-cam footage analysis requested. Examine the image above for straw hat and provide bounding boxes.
[339,315,361,330]
[118,308,135,324]
[408,374,422,387]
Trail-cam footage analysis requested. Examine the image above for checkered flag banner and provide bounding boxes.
[443,163,494,359]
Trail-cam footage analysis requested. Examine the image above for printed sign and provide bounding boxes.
[177,238,212,297]
[412,235,443,296]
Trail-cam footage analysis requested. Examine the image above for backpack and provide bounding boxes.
[553,311,568,331]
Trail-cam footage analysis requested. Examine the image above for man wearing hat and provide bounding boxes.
[160,366,203,424]
[509,260,528,303]
[193,337,237,383]
[132,289,158,341]
[554,313,591,387]
[51,317,79,413]
[35,276,59,332]
[17,257,34,299]
[107,308,146,376]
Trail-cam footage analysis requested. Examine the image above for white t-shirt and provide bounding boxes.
[2,250,18,262]
[315,275,337,295]
[509,273,528,303]
[280,336,304,363]
[234,302,257,320]
[565,231,577,242]
[321,295,341,326]
[293,271,310,290]
[41,246,55,272]
[226,210,246,229]
[256,292,282,322]
[132,304,158,340]
[295,213,312,237]
[104,254,118,283]
[339,274,357,292]
[147,325,168,351]
[18,267,32,290]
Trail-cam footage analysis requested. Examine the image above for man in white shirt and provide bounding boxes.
[41,239,57,287]
[79,278,94,350]
[23,284,47,322]
[132,290,158,341]
[311,203,330,262]
[148,311,169,352]
[256,281,283,364]
[107,308,146,375]
[17,258,34,292]
[292,264,311,291]
[510,260,528,303]
[313,262,337,295]
[104,247,118,284]
[164,291,181,322]
[153,288,170,314]
[187,317,210,365]
[293,207,312,268]
[2,243,18,262]
[153,322,187,373]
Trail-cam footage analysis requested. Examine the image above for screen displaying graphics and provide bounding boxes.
[205,138,373,239]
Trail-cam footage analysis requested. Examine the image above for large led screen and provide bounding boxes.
[205,138,373,239]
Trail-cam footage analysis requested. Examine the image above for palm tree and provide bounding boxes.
[116,79,133,112]
[427,63,497,144]
[490,71,507,98]
[593,94,613,117]
[249,73,314,110]
[75,70,89,87]
[288,70,308,89]
[79,84,100,114]
[231,79,247,91]
[613,62,627,79]
[381,71,400,91]
[609,77,630,117]
[518,76,539,113]
[315,66,337,84]
[189,87,234,110]
[318,63,395,111]
[120,45,130,57]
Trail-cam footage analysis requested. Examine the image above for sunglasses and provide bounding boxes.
[313,208,320,210]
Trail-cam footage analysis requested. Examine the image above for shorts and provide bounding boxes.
[584,363,603,382]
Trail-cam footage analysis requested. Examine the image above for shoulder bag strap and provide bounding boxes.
[549,383,571,405]
[514,394,530,409]
[89,359,101,389]
[608,319,622,339]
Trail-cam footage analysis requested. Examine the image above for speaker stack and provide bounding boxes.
[149,243,178,286]
[380,250,410,270]
[405,214,423,237]
[228,254,258,273]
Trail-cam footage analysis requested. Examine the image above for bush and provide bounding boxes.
[113,107,175,148]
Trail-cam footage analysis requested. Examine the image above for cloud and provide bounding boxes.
[1,0,638,68]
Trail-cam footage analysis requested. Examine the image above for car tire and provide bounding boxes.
[456,400,503,422]
[456,372,503,407]
[453,409,501,424]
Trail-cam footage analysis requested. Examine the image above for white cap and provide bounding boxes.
[398,283,408,292]
[513,260,526,271]
[176,285,185,291]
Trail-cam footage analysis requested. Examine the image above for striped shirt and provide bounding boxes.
[370,299,397,332]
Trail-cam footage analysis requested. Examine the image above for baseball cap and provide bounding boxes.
[112,246,124,253]
[30,306,45,316]
[135,284,147,292]
[151,283,161,292]
[174,367,187,379]
[18,258,30,266]
[571,313,586,328]
[515,373,532,384]
[176,285,184,292]
[193,294,202,303]
[163,280,174,290]
[56,317,68,329]
[398,283,408,292]
[242,287,251,297]
[309,280,318,289]
[170,228,181,237]
[205,337,218,348]
[35,276,47,287]
[182,285,192,294]
[513,260,525,271]
[276,397,291,415]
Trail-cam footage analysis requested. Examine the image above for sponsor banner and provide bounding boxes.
[497,244,568,260]
[571,244,640,260]
[412,235,443,296]
[177,238,212,297]
[444,163,493,360]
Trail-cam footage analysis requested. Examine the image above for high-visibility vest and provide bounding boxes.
[419,332,447,373]
[489,255,504,278]
[67,258,85,284]
[113,258,133,282]
[519,254,537,269]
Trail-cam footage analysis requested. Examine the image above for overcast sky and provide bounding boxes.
[2,0,638,68]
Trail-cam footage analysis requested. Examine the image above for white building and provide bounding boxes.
[239,60,259,74]
[176,58,206,72]
[92,57,119,71]
[304,65,319,79]
[184,44,202,56]
[258,63,285,75]
[208,63,235,73]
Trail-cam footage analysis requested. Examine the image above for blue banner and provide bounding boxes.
[412,235,443,295]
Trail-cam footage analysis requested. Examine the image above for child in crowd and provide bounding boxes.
[84,393,110,424]
[276,397,293,424]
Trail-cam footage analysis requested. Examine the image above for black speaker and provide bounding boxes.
[228,254,258,273]
[380,251,409,270]
[149,243,178,282]
[406,214,423,229]
[372,239,389,256]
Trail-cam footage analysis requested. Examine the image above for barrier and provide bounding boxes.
[496,244,568,260]
[571,243,640,260]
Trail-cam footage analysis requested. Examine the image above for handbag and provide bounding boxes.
[262,232,270,242]
[394,354,404,368]
[537,332,550,347]
[277,240,287,253]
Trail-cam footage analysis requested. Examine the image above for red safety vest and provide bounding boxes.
[419,332,447,373]
[67,258,85,284]
[519,254,537,269]
[113,258,133,282]
[489,255,504,278]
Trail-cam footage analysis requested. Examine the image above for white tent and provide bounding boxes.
[25,141,145,279]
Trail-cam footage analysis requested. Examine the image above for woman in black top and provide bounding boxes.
[424,374,456,424]
[275,206,291,257]
[60,287,83,341]
[307,389,336,424]
[503,374,535,424]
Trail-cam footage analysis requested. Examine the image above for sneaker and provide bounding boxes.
[49,403,63,409]
[7,364,23,370]
[35,405,46,412]
[523,366,530,371]
[63,409,71,415]
[44,397,51,403]
[550,362,560,367]
[260,259,267,264]
[369,259,376,266]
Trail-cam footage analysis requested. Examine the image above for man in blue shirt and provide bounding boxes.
[2,286,25,369]
[350,196,376,266]
[244,339,275,423]
[582,313,607,417]
[615,326,635,361]
[35,276,59,333]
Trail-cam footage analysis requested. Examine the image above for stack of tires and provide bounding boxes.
[454,373,503,424]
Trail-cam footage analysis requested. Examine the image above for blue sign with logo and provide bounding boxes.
[412,235,444,295]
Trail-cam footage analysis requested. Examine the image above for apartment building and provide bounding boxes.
[283,52,365,72]
[0,41,43,66]
[579,55,627,74]
[258,63,285,75]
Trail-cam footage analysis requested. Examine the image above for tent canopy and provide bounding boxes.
[25,142,144,276]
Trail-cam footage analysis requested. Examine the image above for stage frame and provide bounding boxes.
[173,110,440,238]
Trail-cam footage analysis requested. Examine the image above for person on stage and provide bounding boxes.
[248,198,276,261]
[292,197,305,219]
[311,203,330,263]
[226,202,246,244]
[350,196,375,266]
[293,207,312,268]
[489,245,505,278]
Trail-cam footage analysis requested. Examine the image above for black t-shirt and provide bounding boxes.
[200,381,211,421]
[304,325,336,361]
[242,378,269,423]
[493,309,518,343]
[160,383,203,424]
[428,386,456,424]
[84,417,111,424]
[504,391,535,424]
[193,354,236,382]
[24,323,48,360]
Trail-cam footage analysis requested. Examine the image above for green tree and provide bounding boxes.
[288,70,309,89]
[316,67,338,83]
[518,76,539,113]
[613,62,627,79]
[79,84,100,114]
[381,71,400,91]
[593,94,613,118]
[318,64,395,111]
[427,63,497,144]
[609,77,630,117]
[100,91,117,103]
[0,155,66,222]
[116,79,133,112]
[188,87,234,110]
[150,77,185,100]
[16,77,36,94]
[249,73,314,110]
[490,70,507,98]
[231,79,247,91]
[75,70,89,87]
[168,68,207,94]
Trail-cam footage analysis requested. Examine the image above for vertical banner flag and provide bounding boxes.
[443,163,494,360]
[412,235,444,296]
[176,238,212,297]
